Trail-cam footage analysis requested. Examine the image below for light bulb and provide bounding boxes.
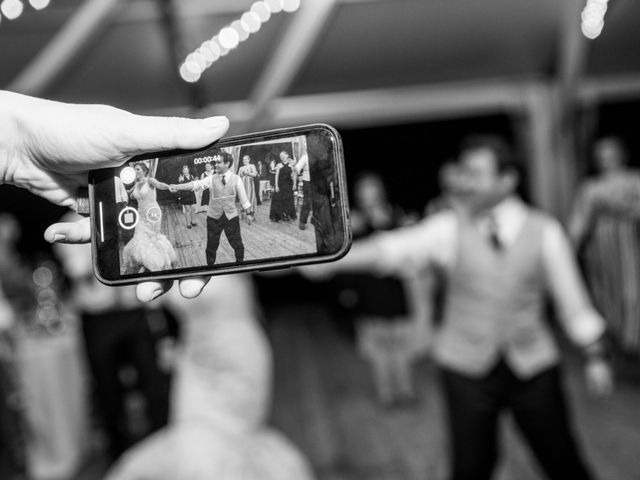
[29,0,49,10]
[251,1,271,22]
[180,63,200,83]
[1,0,24,20]
[241,11,261,33]
[282,0,300,13]
[231,19,250,41]
[265,0,283,13]
[219,27,240,50]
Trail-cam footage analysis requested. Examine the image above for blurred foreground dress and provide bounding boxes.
[106,274,314,480]
[570,160,640,355]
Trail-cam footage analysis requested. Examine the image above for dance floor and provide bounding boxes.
[120,198,317,271]
[267,303,640,480]
[73,302,640,480]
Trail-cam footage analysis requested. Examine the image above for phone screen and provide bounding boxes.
[90,125,350,283]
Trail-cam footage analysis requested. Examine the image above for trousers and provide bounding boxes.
[206,215,244,265]
[440,359,593,480]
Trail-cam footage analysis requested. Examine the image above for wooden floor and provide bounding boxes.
[267,304,640,480]
[73,302,640,480]
[163,200,316,267]
[120,199,317,272]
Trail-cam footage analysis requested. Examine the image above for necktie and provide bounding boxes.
[487,215,503,251]
[222,175,226,186]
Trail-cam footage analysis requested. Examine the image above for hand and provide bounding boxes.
[275,187,280,193]
[169,186,178,193]
[584,357,614,398]
[0,90,229,302]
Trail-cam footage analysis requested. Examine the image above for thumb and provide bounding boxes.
[114,113,230,157]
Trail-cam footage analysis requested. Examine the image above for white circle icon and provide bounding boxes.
[120,167,136,185]
[118,207,139,230]
[147,206,162,224]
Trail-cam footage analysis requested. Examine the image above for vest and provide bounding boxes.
[207,174,239,220]
[434,209,559,378]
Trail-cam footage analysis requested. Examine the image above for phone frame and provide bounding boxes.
[89,123,351,285]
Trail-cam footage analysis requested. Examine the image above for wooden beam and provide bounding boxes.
[243,0,338,131]
[8,0,123,96]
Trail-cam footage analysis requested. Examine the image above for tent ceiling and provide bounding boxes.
[1,0,639,114]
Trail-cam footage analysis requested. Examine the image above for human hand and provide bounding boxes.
[169,185,178,193]
[584,357,614,398]
[275,187,280,193]
[0,90,229,301]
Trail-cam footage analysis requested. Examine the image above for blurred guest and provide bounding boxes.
[569,137,640,358]
[0,283,28,480]
[238,155,259,221]
[310,135,613,480]
[54,217,177,462]
[270,151,297,223]
[177,165,198,229]
[254,158,263,206]
[105,275,314,480]
[197,162,214,213]
[295,151,312,230]
[425,159,462,216]
[349,172,418,406]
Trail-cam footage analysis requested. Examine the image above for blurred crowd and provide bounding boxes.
[1,133,640,480]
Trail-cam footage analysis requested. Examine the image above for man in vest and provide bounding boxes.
[171,151,253,265]
[311,135,613,480]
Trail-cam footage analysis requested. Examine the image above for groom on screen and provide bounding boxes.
[171,151,253,265]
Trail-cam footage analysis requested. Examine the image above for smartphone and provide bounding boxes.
[89,124,351,285]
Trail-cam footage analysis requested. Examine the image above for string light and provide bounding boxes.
[241,11,261,33]
[0,0,52,27]
[251,1,271,23]
[581,0,608,39]
[1,0,24,20]
[29,0,49,10]
[265,0,284,14]
[282,0,301,13]
[180,0,302,83]
[219,26,240,50]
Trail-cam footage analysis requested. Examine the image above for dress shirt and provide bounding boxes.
[191,171,252,211]
[295,154,310,181]
[375,196,605,347]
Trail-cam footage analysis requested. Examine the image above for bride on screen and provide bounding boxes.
[122,162,177,273]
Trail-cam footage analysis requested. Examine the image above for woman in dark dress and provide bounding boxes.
[269,151,297,222]
[349,172,417,406]
[177,165,197,229]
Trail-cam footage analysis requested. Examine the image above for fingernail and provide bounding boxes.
[203,116,228,128]
[151,289,163,301]
[48,233,66,243]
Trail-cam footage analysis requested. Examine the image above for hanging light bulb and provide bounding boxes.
[231,19,250,41]
[282,0,300,13]
[1,0,24,20]
[265,0,283,13]
[219,26,240,49]
[29,0,49,10]
[251,1,271,23]
[241,11,261,33]
[180,63,200,83]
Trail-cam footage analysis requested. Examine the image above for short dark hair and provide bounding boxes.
[214,151,233,165]
[459,135,520,176]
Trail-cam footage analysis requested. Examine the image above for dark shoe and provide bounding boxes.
[191,222,197,226]
[299,223,307,230]
[187,225,192,229]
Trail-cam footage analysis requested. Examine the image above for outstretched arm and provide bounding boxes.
[148,177,171,190]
